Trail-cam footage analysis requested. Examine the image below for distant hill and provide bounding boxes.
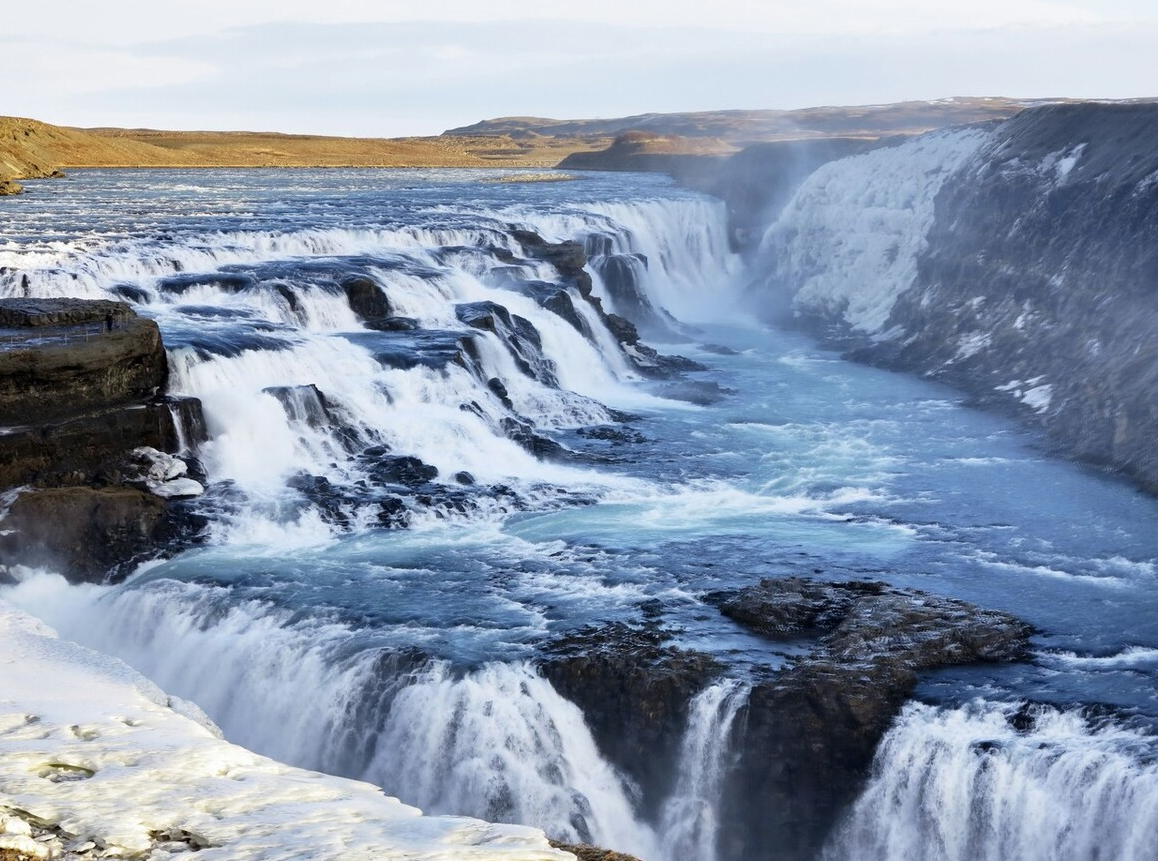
[0,98,1114,196]
[443,98,1067,143]
[0,117,607,192]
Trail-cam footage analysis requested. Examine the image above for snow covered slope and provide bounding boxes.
[0,602,571,861]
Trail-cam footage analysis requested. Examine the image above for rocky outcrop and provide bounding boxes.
[715,578,1032,861]
[0,299,164,425]
[536,580,1030,861]
[0,299,206,583]
[539,624,722,820]
[0,178,23,196]
[0,487,167,582]
[548,841,643,861]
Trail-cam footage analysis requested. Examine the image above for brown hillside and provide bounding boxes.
[0,116,612,193]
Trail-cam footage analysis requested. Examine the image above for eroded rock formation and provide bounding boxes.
[0,299,205,583]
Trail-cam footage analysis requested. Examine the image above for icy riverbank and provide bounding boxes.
[0,601,570,861]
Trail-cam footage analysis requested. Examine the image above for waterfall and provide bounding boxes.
[2,574,662,859]
[823,701,1158,861]
[659,680,750,861]
[363,662,662,860]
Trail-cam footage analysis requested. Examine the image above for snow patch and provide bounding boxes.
[1053,143,1088,181]
[1022,383,1053,412]
[955,332,991,360]
[995,378,1052,413]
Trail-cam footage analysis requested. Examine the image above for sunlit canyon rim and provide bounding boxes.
[1,101,1157,861]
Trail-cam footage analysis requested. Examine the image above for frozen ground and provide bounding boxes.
[0,601,571,861]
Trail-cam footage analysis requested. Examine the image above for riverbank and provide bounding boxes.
[0,601,572,861]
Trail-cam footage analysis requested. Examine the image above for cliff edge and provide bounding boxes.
[755,102,1158,492]
[0,299,205,583]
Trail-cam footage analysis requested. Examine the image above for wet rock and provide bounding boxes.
[542,290,593,337]
[364,316,419,332]
[487,377,514,410]
[0,487,167,584]
[511,229,593,295]
[456,301,557,386]
[365,455,439,487]
[540,623,723,820]
[549,841,644,861]
[342,276,392,321]
[501,417,570,460]
[714,577,1033,861]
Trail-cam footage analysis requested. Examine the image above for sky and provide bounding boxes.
[2,1,1156,137]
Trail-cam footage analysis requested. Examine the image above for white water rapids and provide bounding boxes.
[2,163,1158,861]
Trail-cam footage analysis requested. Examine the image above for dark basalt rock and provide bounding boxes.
[501,417,570,460]
[0,487,167,583]
[364,316,419,332]
[0,301,166,425]
[539,623,723,820]
[157,272,257,296]
[714,577,1033,861]
[342,276,393,321]
[533,579,1030,861]
[511,229,593,295]
[365,455,439,487]
[542,290,593,338]
[487,377,514,410]
[456,301,558,386]
[0,298,208,582]
[0,398,200,489]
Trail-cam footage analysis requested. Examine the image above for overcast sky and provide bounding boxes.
[2,1,1155,136]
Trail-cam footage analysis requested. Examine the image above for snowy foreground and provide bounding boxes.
[0,602,571,861]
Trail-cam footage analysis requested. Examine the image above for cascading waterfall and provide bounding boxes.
[362,662,663,860]
[6,574,667,858]
[823,702,1158,861]
[659,680,751,861]
[6,167,1158,861]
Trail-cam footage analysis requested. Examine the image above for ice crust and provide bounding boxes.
[761,127,992,334]
[0,601,571,861]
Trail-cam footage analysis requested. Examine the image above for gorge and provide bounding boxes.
[1,100,1157,861]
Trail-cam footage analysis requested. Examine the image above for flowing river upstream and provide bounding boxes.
[2,167,1157,861]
